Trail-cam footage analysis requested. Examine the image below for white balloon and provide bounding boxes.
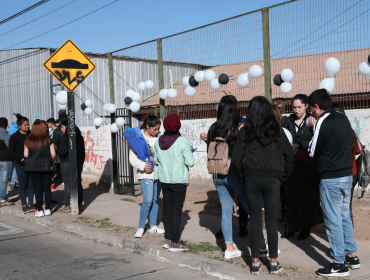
[131,92,141,102]
[358,62,370,76]
[237,73,251,88]
[184,86,196,97]
[107,104,116,113]
[210,79,222,90]
[319,77,335,94]
[125,89,134,97]
[280,82,292,94]
[110,123,119,133]
[56,90,68,105]
[84,107,93,115]
[145,80,154,89]
[167,88,178,99]
[182,76,190,87]
[159,89,168,99]
[204,70,216,82]
[85,100,92,107]
[194,71,205,83]
[130,102,140,112]
[93,117,103,126]
[103,103,110,112]
[324,57,341,77]
[138,82,146,91]
[249,65,263,79]
[58,104,67,109]
[116,117,125,127]
[281,69,294,82]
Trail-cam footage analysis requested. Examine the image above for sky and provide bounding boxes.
[0,0,283,53]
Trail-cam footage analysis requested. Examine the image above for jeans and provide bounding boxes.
[15,163,34,206]
[0,161,12,199]
[10,163,17,185]
[320,176,357,263]
[30,172,52,211]
[60,162,83,206]
[245,176,280,259]
[138,179,161,228]
[215,170,265,244]
[162,183,187,243]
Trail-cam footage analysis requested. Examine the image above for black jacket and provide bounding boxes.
[308,109,352,179]
[282,114,313,151]
[0,140,12,161]
[9,130,30,166]
[56,127,85,167]
[232,127,295,184]
[52,126,63,148]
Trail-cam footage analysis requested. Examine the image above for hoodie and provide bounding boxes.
[232,127,294,184]
[158,131,181,150]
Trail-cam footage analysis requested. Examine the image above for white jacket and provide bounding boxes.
[128,130,158,180]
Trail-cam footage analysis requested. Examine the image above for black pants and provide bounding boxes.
[30,172,52,211]
[245,176,280,259]
[162,183,187,243]
[238,199,248,226]
[15,163,34,206]
[60,162,83,206]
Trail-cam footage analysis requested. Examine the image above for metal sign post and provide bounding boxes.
[67,91,79,215]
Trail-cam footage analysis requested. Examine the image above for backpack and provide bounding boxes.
[207,137,231,176]
[356,140,370,198]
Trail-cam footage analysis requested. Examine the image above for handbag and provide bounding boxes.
[356,139,370,198]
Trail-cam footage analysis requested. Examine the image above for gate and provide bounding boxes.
[114,108,136,195]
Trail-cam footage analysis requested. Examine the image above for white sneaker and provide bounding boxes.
[35,210,45,218]
[134,228,144,238]
[44,209,51,216]
[148,226,165,234]
[224,244,243,259]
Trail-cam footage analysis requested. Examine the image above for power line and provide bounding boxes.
[0,0,50,26]
[0,0,78,37]
[2,0,121,50]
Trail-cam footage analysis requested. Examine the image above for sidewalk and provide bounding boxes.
[2,185,370,279]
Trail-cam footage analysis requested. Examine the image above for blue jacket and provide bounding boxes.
[8,122,19,135]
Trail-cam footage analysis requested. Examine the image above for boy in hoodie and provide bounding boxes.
[154,114,195,251]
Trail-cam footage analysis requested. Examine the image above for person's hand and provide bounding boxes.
[238,123,244,130]
[144,163,153,174]
[21,158,25,162]
[292,144,299,155]
[309,116,316,127]
[200,133,207,141]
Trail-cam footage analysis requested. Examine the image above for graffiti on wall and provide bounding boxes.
[180,119,215,152]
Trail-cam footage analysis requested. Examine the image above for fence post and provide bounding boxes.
[157,38,165,120]
[262,7,272,102]
[108,52,118,192]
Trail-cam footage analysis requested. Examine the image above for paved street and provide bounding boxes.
[0,216,208,280]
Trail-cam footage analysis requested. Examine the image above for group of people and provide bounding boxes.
[128,89,361,277]
[0,111,85,216]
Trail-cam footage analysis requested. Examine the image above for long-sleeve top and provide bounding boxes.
[0,128,11,161]
[9,130,30,166]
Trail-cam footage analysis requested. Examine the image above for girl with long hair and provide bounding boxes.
[129,114,165,238]
[233,96,294,275]
[24,121,56,217]
[9,117,35,213]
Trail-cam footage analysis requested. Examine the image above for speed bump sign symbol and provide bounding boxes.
[44,40,96,92]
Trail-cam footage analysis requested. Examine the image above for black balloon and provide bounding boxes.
[218,73,229,85]
[81,103,87,110]
[124,97,133,105]
[273,74,284,86]
[189,76,199,87]
[368,54,370,64]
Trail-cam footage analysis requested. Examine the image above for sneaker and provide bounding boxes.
[270,262,284,275]
[22,205,29,214]
[60,205,71,213]
[316,263,350,277]
[168,241,189,252]
[50,185,57,191]
[239,225,249,237]
[345,255,361,269]
[134,228,144,238]
[44,209,51,216]
[224,244,243,259]
[0,198,6,203]
[250,262,262,275]
[215,229,224,238]
[28,205,36,212]
[35,210,45,218]
[163,239,171,249]
[148,226,165,234]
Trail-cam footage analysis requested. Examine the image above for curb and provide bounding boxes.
[0,205,268,280]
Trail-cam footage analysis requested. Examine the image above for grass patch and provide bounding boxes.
[121,198,136,202]
[183,242,222,254]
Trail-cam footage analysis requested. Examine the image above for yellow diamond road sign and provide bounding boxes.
[44,40,96,92]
